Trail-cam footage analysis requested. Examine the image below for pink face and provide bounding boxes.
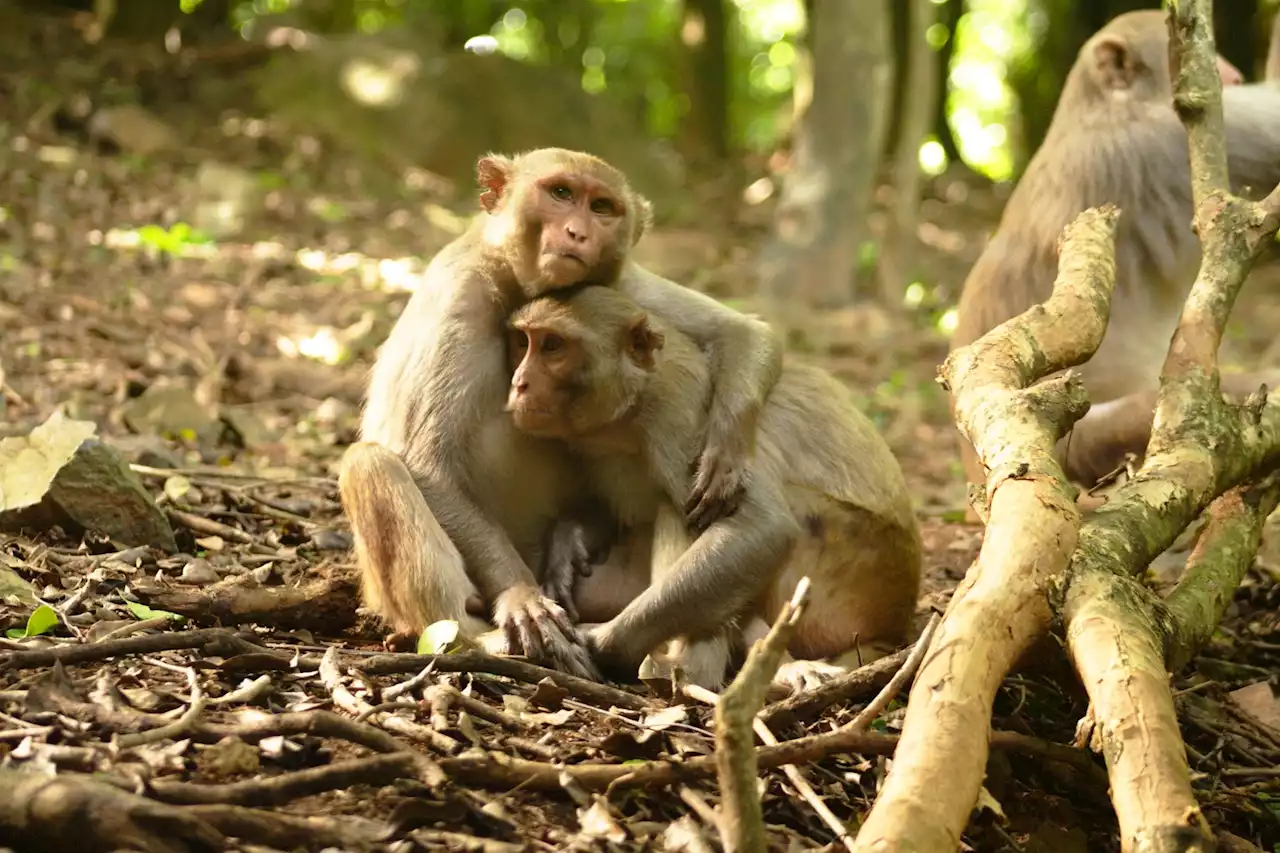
[529,173,628,287]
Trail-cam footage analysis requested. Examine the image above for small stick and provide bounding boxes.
[118,666,206,748]
[844,612,940,733]
[687,682,853,851]
[715,576,812,853]
[151,752,430,806]
[0,627,243,671]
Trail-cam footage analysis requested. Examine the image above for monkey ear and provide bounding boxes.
[631,193,655,246]
[477,154,516,213]
[624,315,664,370]
[1091,35,1138,90]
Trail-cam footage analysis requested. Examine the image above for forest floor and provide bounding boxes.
[3,14,1280,853]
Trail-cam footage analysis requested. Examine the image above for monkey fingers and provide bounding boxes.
[494,586,600,679]
[540,521,597,621]
[684,446,749,533]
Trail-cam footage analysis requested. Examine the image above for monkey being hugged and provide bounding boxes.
[339,149,783,678]
[951,10,1280,499]
[505,286,923,692]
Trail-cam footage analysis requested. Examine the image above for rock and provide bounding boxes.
[87,104,179,156]
[47,440,177,552]
[122,385,224,446]
[220,405,277,451]
[189,162,263,240]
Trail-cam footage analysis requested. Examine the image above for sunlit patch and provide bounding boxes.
[904,282,927,309]
[742,177,775,206]
[938,307,959,336]
[277,327,348,366]
[339,53,419,108]
[293,248,426,293]
[918,140,948,176]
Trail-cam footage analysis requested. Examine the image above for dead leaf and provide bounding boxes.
[643,704,689,731]
[0,411,97,511]
[578,798,627,843]
[1230,681,1280,734]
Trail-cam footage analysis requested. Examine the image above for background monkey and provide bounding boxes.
[505,286,923,690]
[950,10,1280,496]
[339,149,783,675]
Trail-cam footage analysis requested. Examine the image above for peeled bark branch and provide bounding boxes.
[850,206,1119,851]
[1057,3,1280,849]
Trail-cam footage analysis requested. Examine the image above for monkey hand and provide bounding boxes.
[540,520,597,621]
[685,434,750,533]
[772,658,846,695]
[493,584,601,680]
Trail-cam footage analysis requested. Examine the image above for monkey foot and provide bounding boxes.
[771,658,846,695]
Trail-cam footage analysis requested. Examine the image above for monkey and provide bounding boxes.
[338,149,784,676]
[504,286,923,691]
[949,10,1280,505]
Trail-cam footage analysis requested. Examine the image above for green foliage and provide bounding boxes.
[214,0,1025,177]
[6,603,59,639]
[127,600,188,623]
[135,223,215,258]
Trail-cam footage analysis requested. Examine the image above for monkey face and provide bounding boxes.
[505,326,582,437]
[527,174,629,290]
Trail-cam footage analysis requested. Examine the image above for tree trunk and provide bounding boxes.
[931,0,964,166]
[1007,0,1089,174]
[756,0,893,311]
[878,0,941,305]
[881,1,911,161]
[680,0,731,165]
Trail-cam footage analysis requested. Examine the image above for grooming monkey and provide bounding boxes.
[506,286,923,690]
[950,10,1280,498]
[339,149,783,676]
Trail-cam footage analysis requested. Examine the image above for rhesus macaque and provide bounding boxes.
[506,287,923,690]
[950,10,1280,498]
[339,149,783,675]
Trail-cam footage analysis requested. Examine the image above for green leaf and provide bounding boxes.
[6,603,60,638]
[126,600,187,623]
[417,619,461,654]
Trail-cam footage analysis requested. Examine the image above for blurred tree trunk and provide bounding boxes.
[1007,0,1089,174]
[680,0,732,165]
[436,0,502,49]
[878,0,940,305]
[756,0,893,311]
[881,1,911,160]
[932,0,963,166]
[1211,0,1262,79]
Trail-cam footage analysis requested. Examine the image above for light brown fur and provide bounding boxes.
[951,10,1280,497]
[340,149,782,677]
[507,287,922,690]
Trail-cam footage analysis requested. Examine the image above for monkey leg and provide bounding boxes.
[1060,369,1280,489]
[759,488,921,691]
[338,442,490,643]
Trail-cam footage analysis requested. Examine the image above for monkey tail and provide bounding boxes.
[338,441,486,637]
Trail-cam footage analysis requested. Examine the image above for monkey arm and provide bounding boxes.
[620,265,784,529]
[588,474,800,667]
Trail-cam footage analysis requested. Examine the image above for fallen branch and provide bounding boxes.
[0,767,225,853]
[757,645,910,727]
[0,626,247,671]
[853,205,1119,850]
[1056,4,1280,847]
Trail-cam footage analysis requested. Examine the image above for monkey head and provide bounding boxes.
[506,287,664,438]
[477,149,655,296]
[1071,10,1242,105]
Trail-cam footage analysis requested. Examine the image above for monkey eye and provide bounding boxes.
[549,185,573,202]
[542,333,565,353]
[590,198,617,216]
[510,331,529,351]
